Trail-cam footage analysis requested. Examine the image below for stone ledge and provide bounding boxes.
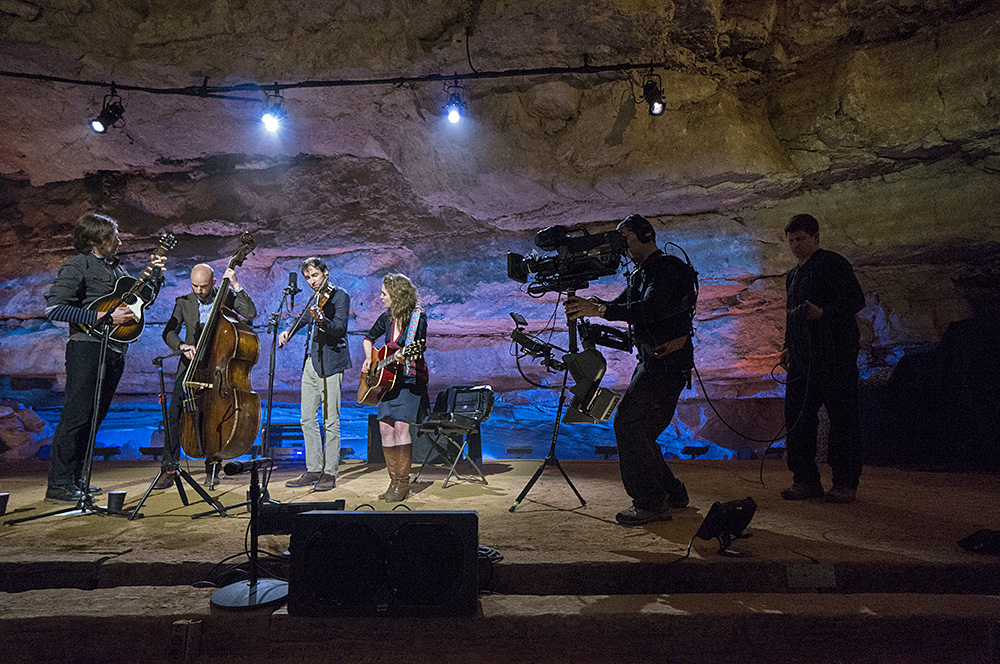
[2,588,998,662]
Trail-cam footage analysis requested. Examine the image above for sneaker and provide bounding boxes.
[667,480,689,508]
[153,472,176,490]
[285,471,322,488]
[615,504,672,526]
[45,484,84,504]
[314,474,337,491]
[780,483,825,500]
[825,486,857,503]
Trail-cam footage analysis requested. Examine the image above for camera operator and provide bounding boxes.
[565,214,696,526]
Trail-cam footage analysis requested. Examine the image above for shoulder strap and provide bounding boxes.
[402,309,421,377]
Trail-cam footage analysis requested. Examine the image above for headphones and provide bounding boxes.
[622,214,656,243]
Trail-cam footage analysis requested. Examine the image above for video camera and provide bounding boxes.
[508,225,627,295]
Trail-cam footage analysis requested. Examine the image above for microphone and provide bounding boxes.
[151,349,186,363]
[223,457,273,475]
[288,272,301,310]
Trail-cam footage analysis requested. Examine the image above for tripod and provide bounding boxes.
[510,298,586,512]
[129,352,227,520]
[189,281,296,519]
[7,326,122,525]
[509,368,586,511]
[210,458,288,608]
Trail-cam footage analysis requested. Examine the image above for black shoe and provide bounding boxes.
[780,483,825,500]
[667,480,689,508]
[45,484,84,503]
[615,504,672,526]
[825,486,857,503]
[76,480,102,495]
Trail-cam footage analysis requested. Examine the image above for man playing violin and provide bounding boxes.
[153,263,257,489]
[278,257,352,492]
[44,212,166,503]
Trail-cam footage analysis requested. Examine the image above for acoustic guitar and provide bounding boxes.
[357,340,425,406]
[84,233,176,343]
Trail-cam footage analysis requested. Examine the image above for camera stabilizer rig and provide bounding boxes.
[508,224,632,424]
[506,225,632,511]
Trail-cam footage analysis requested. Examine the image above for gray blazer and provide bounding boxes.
[163,287,257,367]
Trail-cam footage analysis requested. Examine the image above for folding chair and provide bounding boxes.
[414,385,494,488]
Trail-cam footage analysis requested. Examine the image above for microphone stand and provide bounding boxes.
[7,320,120,524]
[129,351,227,520]
[210,458,288,608]
[259,280,300,494]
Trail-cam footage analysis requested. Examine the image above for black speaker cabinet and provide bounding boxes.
[288,510,479,616]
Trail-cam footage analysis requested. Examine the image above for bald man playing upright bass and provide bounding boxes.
[152,263,257,489]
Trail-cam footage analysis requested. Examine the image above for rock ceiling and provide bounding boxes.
[0,0,998,397]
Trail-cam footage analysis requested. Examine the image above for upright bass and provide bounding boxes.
[179,233,261,463]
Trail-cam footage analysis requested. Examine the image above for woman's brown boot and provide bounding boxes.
[378,445,396,501]
[385,444,412,502]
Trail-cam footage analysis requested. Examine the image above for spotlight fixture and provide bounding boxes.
[261,85,286,132]
[694,497,757,556]
[642,73,665,116]
[443,78,466,124]
[90,83,125,133]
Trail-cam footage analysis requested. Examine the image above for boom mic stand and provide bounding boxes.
[510,298,586,512]
[129,351,227,520]
[7,323,120,525]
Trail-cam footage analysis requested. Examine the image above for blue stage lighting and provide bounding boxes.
[443,78,466,124]
[261,88,286,132]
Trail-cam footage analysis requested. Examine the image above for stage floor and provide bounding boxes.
[2,458,1000,662]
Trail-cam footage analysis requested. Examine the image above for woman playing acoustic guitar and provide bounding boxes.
[361,273,428,502]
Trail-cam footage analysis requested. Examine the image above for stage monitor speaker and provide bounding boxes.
[258,500,346,535]
[288,510,479,616]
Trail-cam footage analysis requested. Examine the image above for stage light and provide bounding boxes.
[694,496,757,556]
[261,87,286,132]
[91,84,125,133]
[443,78,466,124]
[642,74,665,116]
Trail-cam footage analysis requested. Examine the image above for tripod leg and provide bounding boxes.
[550,455,586,507]
[178,468,227,517]
[509,455,553,512]
[174,473,190,505]
[5,503,80,525]
[128,470,163,520]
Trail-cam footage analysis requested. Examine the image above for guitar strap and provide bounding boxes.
[400,309,421,377]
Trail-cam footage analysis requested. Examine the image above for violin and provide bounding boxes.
[279,278,334,348]
[315,282,335,308]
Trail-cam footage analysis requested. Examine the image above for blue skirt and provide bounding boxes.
[377,381,427,424]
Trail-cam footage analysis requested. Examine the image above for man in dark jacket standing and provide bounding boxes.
[780,214,866,503]
[566,214,697,525]
[44,212,165,502]
[279,257,352,492]
[153,263,257,488]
